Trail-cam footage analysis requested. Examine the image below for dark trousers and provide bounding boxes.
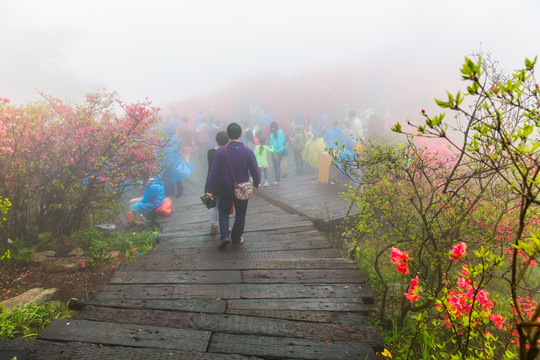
[218,188,248,244]
[164,181,184,197]
[294,149,303,170]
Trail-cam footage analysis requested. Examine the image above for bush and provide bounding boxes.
[0,91,166,248]
[333,55,539,359]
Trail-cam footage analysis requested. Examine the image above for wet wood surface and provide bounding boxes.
[28,164,381,359]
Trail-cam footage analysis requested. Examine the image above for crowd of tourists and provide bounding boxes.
[128,107,370,247]
[170,108,369,184]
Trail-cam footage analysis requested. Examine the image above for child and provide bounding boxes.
[254,137,274,187]
[205,131,229,234]
[293,125,305,173]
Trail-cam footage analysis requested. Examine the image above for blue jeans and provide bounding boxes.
[272,153,283,182]
[218,188,248,244]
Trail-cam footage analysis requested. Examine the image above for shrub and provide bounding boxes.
[0,91,167,248]
[333,54,539,359]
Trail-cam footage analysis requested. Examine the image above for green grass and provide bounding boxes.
[72,226,159,264]
[0,302,73,339]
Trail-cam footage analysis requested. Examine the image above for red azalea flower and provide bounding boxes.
[405,276,421,302]
[391,247,410,275]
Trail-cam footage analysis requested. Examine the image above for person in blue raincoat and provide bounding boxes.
[269,121,287,185]
[129,178,165,225]
[336,135,358,181]
[323,120,348,151]
[162,126,194,197]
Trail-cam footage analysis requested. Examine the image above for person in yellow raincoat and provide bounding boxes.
[302,132,317,168]
[303,133,327,169]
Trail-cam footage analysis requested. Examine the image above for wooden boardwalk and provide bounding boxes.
[1,161,381,360]
[255,168,354,228]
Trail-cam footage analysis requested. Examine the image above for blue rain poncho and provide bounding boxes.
[335,136,361,183]
[162,126,194,183]
[323,126,348,151]
[130,180,165,215]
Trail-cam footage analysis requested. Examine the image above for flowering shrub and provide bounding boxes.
[391,55,540,359]
[335,55,539,358]
[0,91,166,247]
[393,243,510,359]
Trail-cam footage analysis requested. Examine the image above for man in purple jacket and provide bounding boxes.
[206,123,261,249]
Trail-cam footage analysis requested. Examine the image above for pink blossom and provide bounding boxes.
[489,313,506,330]
[449,242,467,262]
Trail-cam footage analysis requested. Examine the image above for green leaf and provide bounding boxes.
[525,56,537,70]
[391,122,402,133]
[523,124,534,137]
[456,91,464,107]
[435,98,450,108]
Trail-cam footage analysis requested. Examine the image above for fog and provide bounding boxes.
[1,0,539,121]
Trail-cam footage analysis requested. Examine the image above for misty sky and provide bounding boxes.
[1,0,539,113]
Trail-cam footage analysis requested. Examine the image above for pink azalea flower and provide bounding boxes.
[449,242,467,262]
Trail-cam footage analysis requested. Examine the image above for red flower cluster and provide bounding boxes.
[449,242,466,262]
[405,276,421,302]
[391,247,410,275]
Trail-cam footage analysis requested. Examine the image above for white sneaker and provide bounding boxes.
[264,181,269,187]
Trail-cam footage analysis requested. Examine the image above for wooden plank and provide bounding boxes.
[224,309,368,325]
[0,338,76,360]
[158,228,322,243]
[242,269,366,284]
[238,284,373,303]
[227,298,367,312]
[77,306,383,347]
[208,333,377,360]
[196,248,342,259]
[95,285,175,300]
[69,298,227,313]
[111,270,242,284]
[155,237,331,251]
[156,230,327,248]
[95,284,373,303]
[118,258,358,271]
[138,248,343,263]
[0,338,253,360]
[225,309,369,326]
[161,221,314,238]
[37,319,210,352]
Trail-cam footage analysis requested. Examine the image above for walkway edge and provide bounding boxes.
[255,189,322,227]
